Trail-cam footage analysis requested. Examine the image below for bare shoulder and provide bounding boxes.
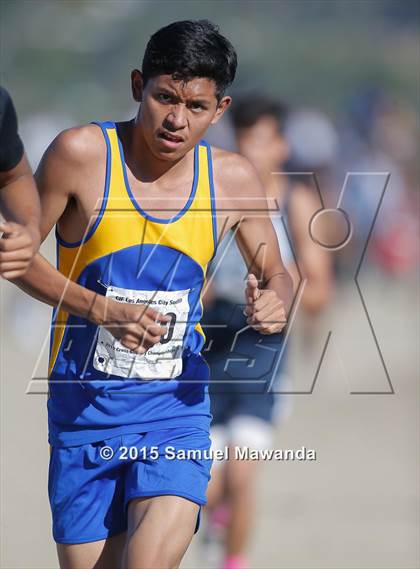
[208,146,267,234]
[46,123,105,166]
[211,146,262,197]
[36,123,105,196]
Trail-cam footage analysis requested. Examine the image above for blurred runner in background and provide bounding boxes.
[0,86,40,279]
[203,94,333,569]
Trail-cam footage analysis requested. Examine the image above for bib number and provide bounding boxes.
[93,286,190,380]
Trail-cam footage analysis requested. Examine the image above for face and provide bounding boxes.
[236,115,290,173]
[131,70,231,160]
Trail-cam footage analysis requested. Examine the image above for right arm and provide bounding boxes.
[11,127,169,353]
[12,128,95,313]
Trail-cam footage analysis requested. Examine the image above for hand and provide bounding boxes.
[244,273,287,334]
[0,221,40,280]
[100,298,172,355]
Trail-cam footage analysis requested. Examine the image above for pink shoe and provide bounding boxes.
[223,554,249,569]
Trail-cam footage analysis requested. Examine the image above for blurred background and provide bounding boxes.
[0,1,418,568]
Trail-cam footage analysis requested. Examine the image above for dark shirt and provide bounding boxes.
[0,86,24,172]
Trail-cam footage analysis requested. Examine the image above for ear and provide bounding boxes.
[211,96,232,125]
[131,69,144,103]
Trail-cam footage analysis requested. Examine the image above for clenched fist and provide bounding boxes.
[99,298,172,355]
[0,221,40,279]
[244,273,287,334]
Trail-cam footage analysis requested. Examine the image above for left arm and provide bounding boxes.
[232,158,293,334]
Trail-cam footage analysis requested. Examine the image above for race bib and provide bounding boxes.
[93,286,190,379]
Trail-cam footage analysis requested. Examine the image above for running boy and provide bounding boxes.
[15,20,293,569]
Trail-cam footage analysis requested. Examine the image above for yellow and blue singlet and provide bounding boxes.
[48,121,217,447]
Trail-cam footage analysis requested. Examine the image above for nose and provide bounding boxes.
[165,104,187,130]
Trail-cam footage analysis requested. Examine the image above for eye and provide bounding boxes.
[157,93,171,103]
[190,102,205,113]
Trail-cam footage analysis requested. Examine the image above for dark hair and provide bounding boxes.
[231,93,288,132]
[142,20,237,101]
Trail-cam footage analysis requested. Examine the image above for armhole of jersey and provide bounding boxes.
[55,121,112,248]
[203,141,218,260]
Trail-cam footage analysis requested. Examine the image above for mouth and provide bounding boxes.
[157,130,185,149]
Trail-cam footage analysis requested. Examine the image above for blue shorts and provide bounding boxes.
[48,427,212,544]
